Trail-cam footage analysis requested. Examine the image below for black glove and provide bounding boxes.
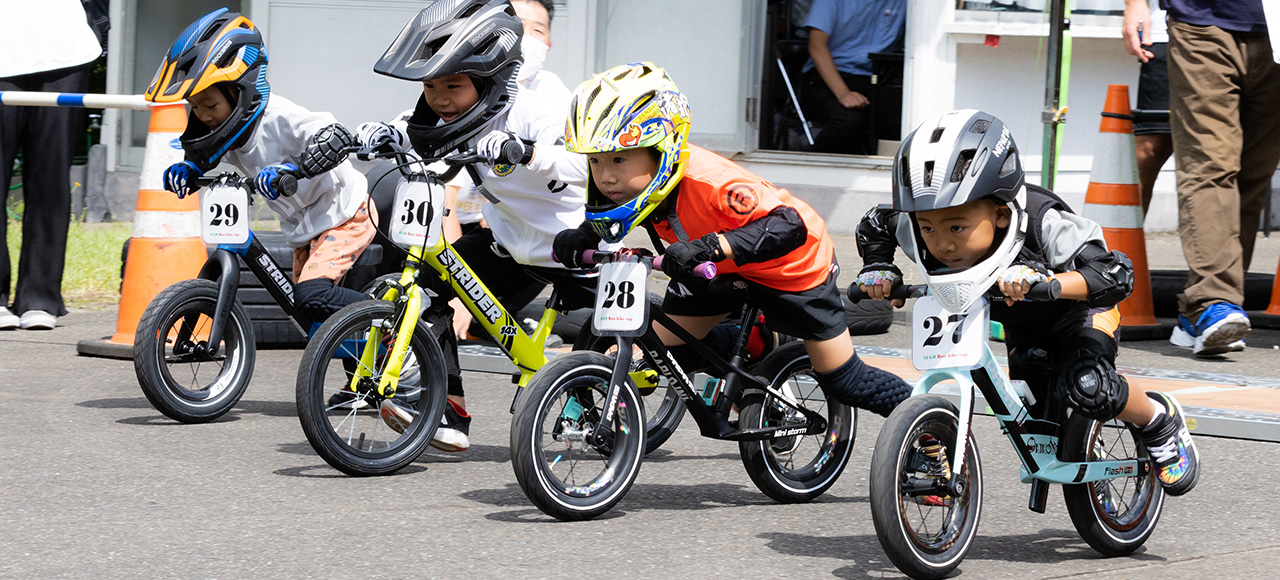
[663,233,726,281]
[553,224,601,269]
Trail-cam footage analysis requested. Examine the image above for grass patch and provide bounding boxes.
[5,219,133,310]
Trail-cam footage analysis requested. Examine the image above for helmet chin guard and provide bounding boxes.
[913,188,1028,313]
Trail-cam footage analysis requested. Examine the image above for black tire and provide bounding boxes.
[844,295,895,335]
[1061,414,1165,556]
[133,278,256,423]
[737,342,856,503]
[1150,269,1273,317]
[573,331,684,455]
[510,351,647,521]
[870,395,983,580]
[296,299,449,476]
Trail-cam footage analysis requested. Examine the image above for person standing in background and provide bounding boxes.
[0,0,107,330]
[1122,0,1173,216]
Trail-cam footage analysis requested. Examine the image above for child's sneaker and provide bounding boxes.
[380,400,414,434]
[1170,313,1245,353]
[430,400,471,452]
[1133,391,1200,496]
[0,307,18,330]
[1168,303,1249,356]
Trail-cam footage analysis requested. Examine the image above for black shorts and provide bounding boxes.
[660,260,847,341]
[1135,42,1171,136]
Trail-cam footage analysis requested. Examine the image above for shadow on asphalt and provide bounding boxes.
[272,463,429,479]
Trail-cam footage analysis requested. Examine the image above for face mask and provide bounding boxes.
[517,36,549,83]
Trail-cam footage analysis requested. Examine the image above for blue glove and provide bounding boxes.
[163,161,204,199]
[476,130,533,165]
[255,162,299,200]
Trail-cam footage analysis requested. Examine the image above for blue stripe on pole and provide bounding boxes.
[56,94,85,107]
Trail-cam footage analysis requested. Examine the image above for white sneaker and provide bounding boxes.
[18,310,56,330]
[0,307,18,330]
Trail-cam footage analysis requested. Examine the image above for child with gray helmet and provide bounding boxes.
[855,109,1200,496]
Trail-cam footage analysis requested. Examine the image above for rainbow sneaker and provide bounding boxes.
[1134,391,1200,496]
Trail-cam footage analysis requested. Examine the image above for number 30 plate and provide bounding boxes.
[911,295,988,371]
[592,259,648,336]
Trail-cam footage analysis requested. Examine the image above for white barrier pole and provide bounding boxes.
[0,91,166,110]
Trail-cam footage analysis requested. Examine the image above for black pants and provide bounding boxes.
[0,64,90,316]
[800,69,873,155]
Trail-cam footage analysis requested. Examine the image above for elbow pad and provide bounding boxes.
[1074,245,1134,308]
[293,123,356,178]
[722,206,807,265]
[857,205,900,265]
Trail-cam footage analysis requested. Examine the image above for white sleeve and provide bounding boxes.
[510,90,589,186]
[1040,209,1108,270]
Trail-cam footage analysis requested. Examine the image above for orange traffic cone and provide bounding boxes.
[1080,84,1169,340]
[78,103,207,358]
[1250,258,1280,328]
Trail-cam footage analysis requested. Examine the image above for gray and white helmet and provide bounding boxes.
[374,0,523,158]
[893,109,1029,313]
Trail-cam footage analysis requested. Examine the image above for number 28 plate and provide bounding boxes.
[911,295,988,371]
[592,259,648,336]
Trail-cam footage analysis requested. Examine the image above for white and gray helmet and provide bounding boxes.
[375,0,523,158]
[893,109,1029,313]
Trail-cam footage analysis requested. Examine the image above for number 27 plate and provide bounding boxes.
[911,295,988,371]
[592,259,648,336]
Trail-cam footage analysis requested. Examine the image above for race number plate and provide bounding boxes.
[911,295,988,371]
[200,183,250,245]
[390,179,444,247]
[592,259,648,336]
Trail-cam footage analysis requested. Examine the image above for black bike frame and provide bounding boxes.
[190,232,311,356]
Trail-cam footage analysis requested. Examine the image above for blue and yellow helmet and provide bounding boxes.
[566,62,691,243]
[145,8,270,170]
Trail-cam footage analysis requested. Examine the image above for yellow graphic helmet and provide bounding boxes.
[566,62,691,243]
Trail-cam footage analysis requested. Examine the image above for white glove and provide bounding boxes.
[355,121,407,152]
[476,130,533,165]
[856,263,902,288]
[998,263,1052,286]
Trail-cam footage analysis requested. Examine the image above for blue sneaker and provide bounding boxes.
[1168,303,1250,357]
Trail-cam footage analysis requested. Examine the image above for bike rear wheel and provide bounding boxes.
[510,351,646,521]
[134,278,255,423]
[1061,414,1165,556]
[870,395,983,580]
[737,342,855,503]
[574,331,683,455]
[296,300,448,476]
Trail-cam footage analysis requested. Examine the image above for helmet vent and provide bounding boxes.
[970,119,991,134]
[951,149,975,182]
[1000,149,1018,176]
[923,161,934,187]
[930,127,945,143]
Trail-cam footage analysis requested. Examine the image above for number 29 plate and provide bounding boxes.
[911,295,988,371]
[592,259,648,336]
[200,183,250,245]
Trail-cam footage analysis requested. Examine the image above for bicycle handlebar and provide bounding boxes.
[581,249,717,280]
[191,170,298,198]
[355,141,488,183]
[846,278,1062,303]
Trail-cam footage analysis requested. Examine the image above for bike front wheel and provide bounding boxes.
[133,278,255,423]
[1061,413,1165,556]
[510,351,646,521]
[869,395,983,580]
[296,300,448,476]
[737,341,855,503]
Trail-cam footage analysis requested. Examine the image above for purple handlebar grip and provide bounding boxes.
[652,256,716,279]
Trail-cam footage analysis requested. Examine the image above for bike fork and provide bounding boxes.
[589,336,635,447]
[195,249,241,357]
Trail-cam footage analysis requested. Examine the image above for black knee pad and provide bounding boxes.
[1057,353,1128,421]
[294,278,367,323]
[815,352,912,417]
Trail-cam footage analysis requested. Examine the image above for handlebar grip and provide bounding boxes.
[847,282,917,302]
[1025,278,1062,302]
[274,173,298,197]
[652,256,716,280]
[500,140,533,165]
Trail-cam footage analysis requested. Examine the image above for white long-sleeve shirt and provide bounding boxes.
[0,0,102,77]
[224,94,368,248]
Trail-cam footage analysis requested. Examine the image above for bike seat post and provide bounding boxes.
[1028,479,1050,513]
